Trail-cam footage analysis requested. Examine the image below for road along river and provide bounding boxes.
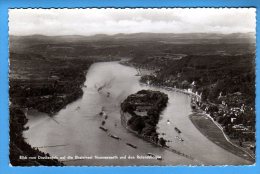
[23,61,252,166]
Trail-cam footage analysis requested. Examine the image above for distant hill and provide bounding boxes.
[9,32,255,60]
[10,32,255,44]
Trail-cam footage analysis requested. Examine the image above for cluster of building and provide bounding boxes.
[192,95,255,152]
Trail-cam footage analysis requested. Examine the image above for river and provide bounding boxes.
[23,61,252,166]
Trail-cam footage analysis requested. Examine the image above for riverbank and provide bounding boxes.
[10,106,64,166]
[120,90,169,146]
[189,112,254,163]
[122,60,255,163]
[121,111,198,162]
[9,54,96,165]
[143,82,255,163]
[120,90,200,162]
[140,76,255,163]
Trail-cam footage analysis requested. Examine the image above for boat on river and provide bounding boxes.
[175,127,182,134]
[99,126,108,132]
[99,111,106,117]
[175,136,184,142]
[108,133,121,140]
[126,143,137,149]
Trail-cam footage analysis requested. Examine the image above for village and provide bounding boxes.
[191,91,255,154]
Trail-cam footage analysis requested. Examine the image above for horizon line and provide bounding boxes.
[9,31,256,37]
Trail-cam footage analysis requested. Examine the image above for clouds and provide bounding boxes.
[9,8,256,36]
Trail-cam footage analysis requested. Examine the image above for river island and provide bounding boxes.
[121,90,169,147]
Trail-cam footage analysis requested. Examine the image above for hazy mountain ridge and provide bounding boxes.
[10,32,255,44]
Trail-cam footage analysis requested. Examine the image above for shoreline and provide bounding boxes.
[154,83,255,162]
[189,112,255,164]
[10,106,64,166]
[189,112,254,163]
[140,83,201,99]
[120,110,200,163]
[120,90,202,164]
[9,57,94,166]
[140,81,255,163]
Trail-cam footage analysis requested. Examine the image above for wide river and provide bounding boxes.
[24,61,252,166]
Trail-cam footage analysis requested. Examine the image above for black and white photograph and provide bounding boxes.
[8,8,256,166]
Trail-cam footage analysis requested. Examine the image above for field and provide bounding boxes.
[190,112,254,162]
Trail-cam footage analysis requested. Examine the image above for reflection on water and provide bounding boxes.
[24,61,251,166]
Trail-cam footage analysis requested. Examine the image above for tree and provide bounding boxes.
[128,116,145,133]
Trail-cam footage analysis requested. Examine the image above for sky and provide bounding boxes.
[9,8,256,36]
